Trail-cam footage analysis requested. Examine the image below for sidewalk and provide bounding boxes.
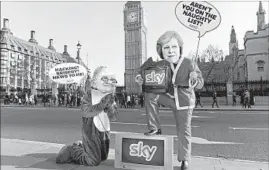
[1,138,268,170]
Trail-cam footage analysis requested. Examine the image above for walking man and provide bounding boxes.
[212,89,219,108]
[195,92,203,108]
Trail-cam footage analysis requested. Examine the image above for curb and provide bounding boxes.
[1,105,268,111]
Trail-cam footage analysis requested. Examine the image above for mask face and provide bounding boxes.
[94,68,117,93]
[162,38,180,64]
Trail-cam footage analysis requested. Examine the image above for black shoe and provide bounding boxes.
[144,129,162,136]
[181,161,189,170]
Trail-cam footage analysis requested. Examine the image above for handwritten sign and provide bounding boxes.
[48,63,87,84]
[175,1,221,37]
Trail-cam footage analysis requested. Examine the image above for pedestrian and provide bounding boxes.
[4,93,9,105]
[240,90,244,108]
[135,31,204,170]
[34,94,37,105]
[140,93,144,108]
[127,94,131,108]
[244,89,251,109]
[195,92,203,108]
[131,93,135,108]
[232,92,237,106]
[212,89,219,108]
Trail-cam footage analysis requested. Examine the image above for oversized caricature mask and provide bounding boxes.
[162,37,181,64]
[91,66,117,94]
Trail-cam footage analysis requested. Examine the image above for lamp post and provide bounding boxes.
[76,41,82,64]
[76,41,82,107]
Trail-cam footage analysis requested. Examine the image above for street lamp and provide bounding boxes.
[75,41,82,107]
[76,41,82,64]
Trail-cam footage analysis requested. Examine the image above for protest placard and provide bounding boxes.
[48,63,87,84]
[175,1,221,37]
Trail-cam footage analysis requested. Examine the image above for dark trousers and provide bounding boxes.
[212,99,219,108]
[145,92,192,161]
[195,99,203,107]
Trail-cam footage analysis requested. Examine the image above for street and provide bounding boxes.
[1,107,268,162]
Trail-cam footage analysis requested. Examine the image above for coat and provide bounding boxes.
[168,56,204,110]
[138,57,204,110]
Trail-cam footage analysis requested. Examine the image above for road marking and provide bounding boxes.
[111,121,199,128]
[109,131,243,145]
[140,114,212,119]
[199,111,269,115]
[229,127,269,131]
[2,138,267,165]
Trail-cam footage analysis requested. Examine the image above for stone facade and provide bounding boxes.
[244,26,269,81]
[124,1,147,93]
[234,1,268,81]
[199,2,269,83]
[0,18,86,95]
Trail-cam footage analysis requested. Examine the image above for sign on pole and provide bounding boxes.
[48,62,87,85]
[175,1,221,38]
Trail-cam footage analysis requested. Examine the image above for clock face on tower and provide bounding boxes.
[127,12,138,23]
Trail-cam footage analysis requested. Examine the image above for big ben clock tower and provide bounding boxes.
[124,1,147,93]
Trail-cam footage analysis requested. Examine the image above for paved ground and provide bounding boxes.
[1,107,268,162]
[2,138,268,170]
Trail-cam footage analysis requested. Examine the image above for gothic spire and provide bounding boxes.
[230,25,237,43]
[256,1,266,30]
[258,1,264,13]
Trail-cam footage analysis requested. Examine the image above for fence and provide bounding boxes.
[197,79,269,97]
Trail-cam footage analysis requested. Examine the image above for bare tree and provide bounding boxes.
[200,45,224,83]
[201,45,224,62]
[186,51,196,61]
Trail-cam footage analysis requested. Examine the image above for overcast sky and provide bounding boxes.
[1,1,268,85]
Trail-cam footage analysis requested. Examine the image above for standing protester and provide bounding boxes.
[212,89,219,108]
[195,92,203,108]
[135,31,204,170]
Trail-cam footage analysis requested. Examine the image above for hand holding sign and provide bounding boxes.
[175,1,221,38]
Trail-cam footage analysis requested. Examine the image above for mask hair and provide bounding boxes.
[91,66,108,88]
[156,31,184,59]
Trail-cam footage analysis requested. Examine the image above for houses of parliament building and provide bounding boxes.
[0,18,87,95]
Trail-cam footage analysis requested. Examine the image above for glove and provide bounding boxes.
[135,74,144,86]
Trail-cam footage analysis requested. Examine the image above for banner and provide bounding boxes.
[175,1,221,37]
[48,63,87,84]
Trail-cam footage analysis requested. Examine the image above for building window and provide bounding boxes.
[256,60,265,72]
[0,77,6,85]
